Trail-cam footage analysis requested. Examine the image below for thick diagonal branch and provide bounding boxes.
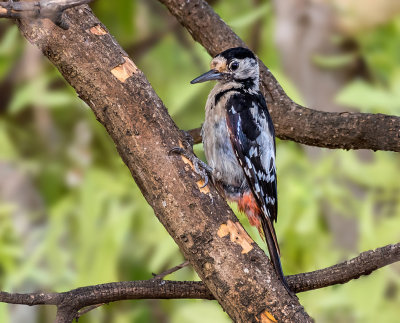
[15,5,311,323]
[159,0,400,152]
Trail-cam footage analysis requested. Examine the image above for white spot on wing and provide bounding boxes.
[245,156,252,169]
[249,146,258,157]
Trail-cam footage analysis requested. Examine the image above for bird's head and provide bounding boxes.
[191,47,259,90]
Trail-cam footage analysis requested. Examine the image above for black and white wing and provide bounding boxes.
[225,91,277,222]
[225,91,288,288]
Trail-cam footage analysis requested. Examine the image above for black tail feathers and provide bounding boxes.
[261,218,292,295]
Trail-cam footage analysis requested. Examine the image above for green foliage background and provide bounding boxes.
[0,1,399,322]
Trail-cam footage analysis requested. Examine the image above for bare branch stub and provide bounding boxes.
[15,5,312,323]
[159,0,400,153]
[0,0,94,29]
[152,260,190,280]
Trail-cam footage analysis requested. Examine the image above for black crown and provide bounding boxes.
[215,47,256,61]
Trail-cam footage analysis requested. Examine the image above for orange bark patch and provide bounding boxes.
[196,179,210,194]
[217,220,254,254]
[89,25,107,35]
[111,57,138,82]
[259,310,277,323]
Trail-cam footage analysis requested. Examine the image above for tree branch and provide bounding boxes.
[1,242,398,320]
[287,242,400,293]
[0,280,212,323]
[0,281,214,306]
[159,0,400,152]
[0,0,94,29]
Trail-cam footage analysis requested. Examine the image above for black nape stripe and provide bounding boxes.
[214,88,247,106]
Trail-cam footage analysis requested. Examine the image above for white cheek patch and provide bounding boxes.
[236,58,259,82]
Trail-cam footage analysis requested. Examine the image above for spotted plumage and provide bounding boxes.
[191,47,289,292]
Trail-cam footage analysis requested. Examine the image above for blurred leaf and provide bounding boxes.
[229,3,270,28]
[0,25,19,79]
[313,52,357,69]
[8,75,77,114]
[171,300,230,323]
[0,122,17,159]
[0,25,18,55]
[336,79,400,112]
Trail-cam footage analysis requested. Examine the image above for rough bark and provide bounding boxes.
[0,281,214,306]
[16,6,311,323]
[159,0,400,152]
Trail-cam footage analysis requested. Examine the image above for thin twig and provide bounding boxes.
[76,303,105,320]
[152,260,190,280]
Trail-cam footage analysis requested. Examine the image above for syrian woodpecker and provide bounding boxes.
[191,47,289,292]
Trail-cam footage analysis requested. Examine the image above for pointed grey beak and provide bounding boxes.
[190,69,223,84]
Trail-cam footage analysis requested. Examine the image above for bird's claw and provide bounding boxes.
[168,147,185,156]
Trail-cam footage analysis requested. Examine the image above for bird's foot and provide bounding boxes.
[169,146,212,188]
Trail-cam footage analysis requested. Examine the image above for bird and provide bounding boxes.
[190,47,290,292]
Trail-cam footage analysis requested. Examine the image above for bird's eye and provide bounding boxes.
[230,61,239,71]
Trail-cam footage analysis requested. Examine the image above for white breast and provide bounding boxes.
[201,83,246,188]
